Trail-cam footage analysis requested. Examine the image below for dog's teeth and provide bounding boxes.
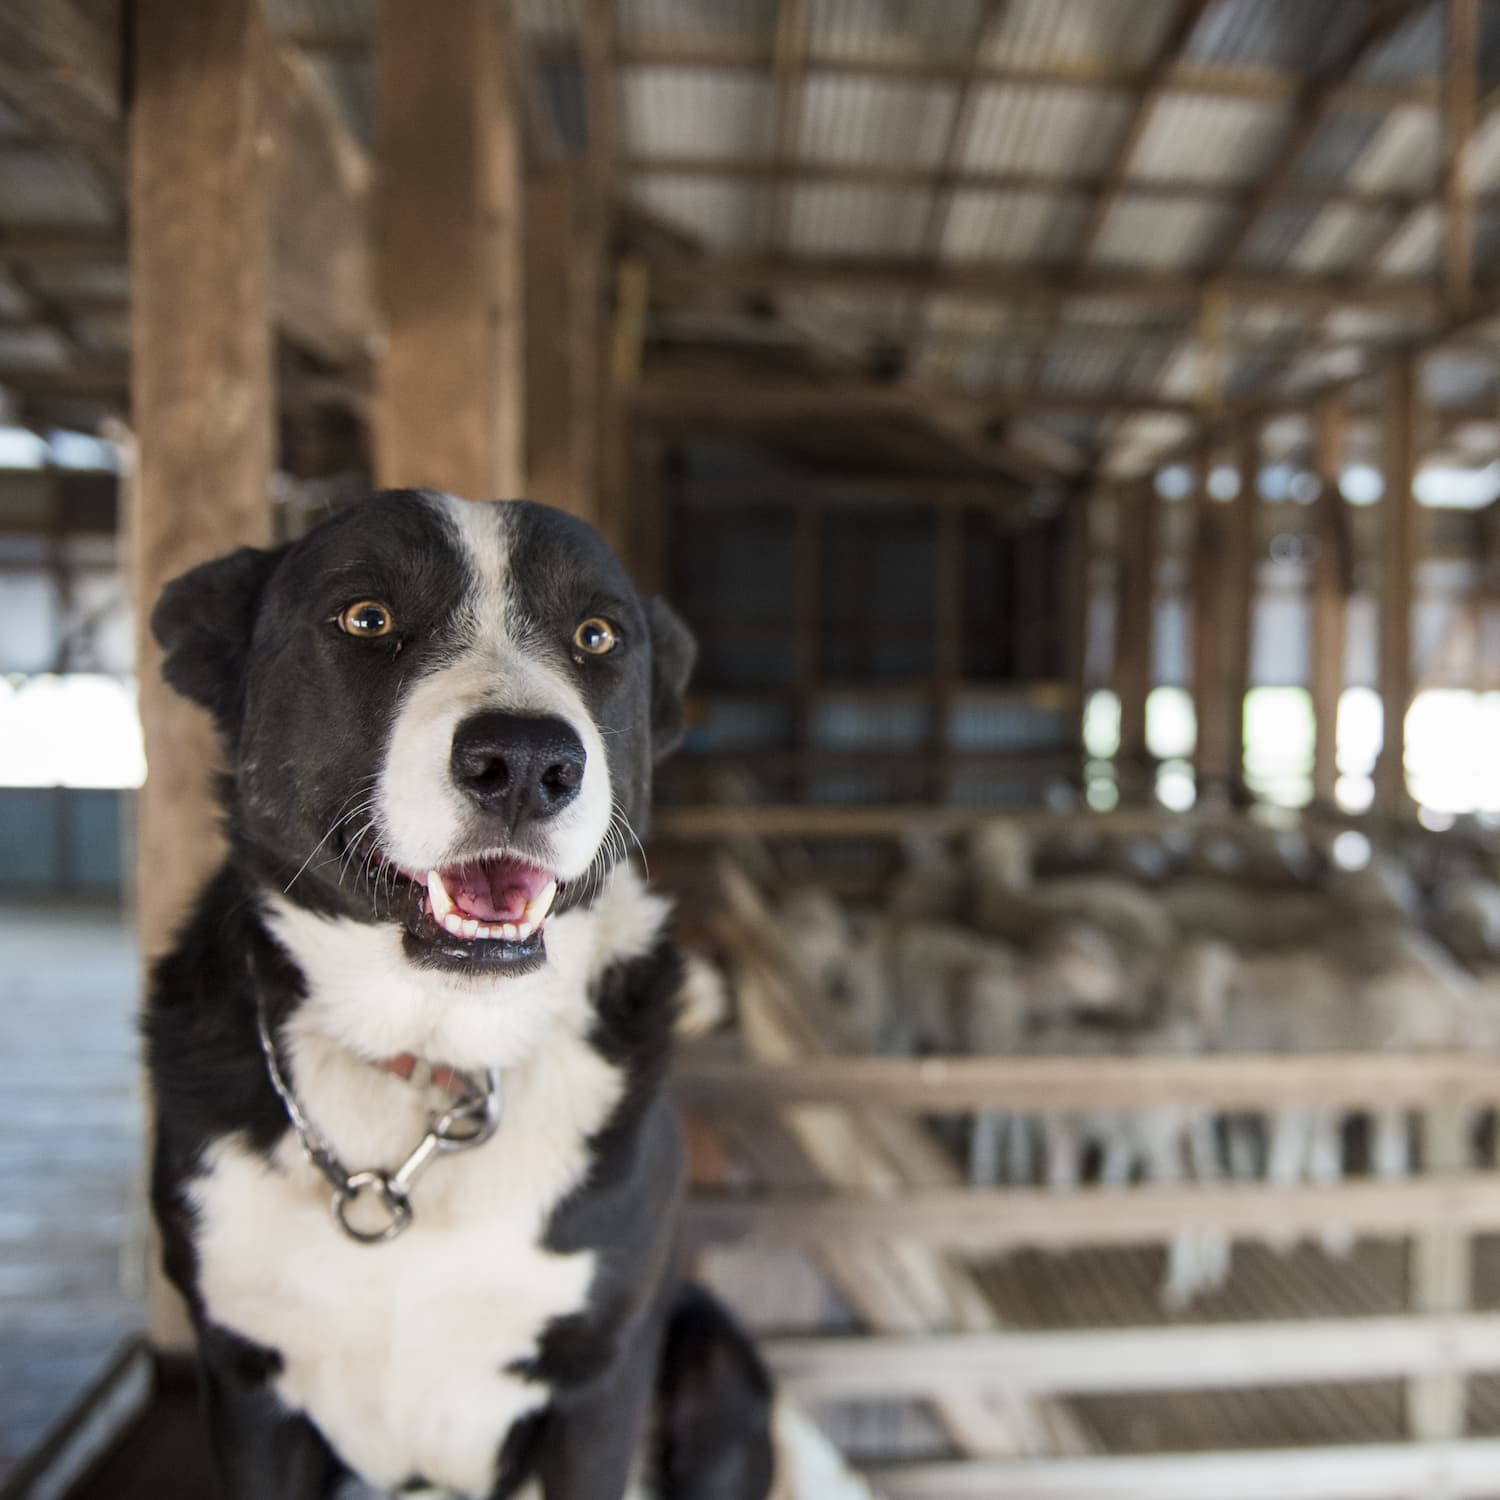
[500,922,519,941]
[427,870,454,919]
[512,921,532,941]
[527,881,558,925]
[473,922,495,939]
[442,913,466,937]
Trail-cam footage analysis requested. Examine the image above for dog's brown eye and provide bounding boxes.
[573,618,617,656]
[338,600,394,638]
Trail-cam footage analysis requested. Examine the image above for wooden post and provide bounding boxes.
[1408,1101,1474,1450]
[525,165,600,524]
[1445,0,1480,316]
[933,506,964,802]
[1223,430,1258,798]
[1312,399,1350,806]
[1377,355,1418,814]
[795,502,823,802]
[131,0,275,1345]
[1190,451,1231,801]
[374,0,523,499]
[1116,481,1158,799]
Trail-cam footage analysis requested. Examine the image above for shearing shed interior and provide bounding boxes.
[11,1,1500,1496]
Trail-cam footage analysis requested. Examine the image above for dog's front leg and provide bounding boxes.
[198,1324,348,1500]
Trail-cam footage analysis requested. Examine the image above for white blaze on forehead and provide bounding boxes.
[378,494,613,879]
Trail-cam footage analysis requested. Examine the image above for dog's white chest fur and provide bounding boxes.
[191,1004,623,1497]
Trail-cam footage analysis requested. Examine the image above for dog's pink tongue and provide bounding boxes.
[445,857,550,921]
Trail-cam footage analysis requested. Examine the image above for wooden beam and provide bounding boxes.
[1189,451,1232,797]
[1311,398,1350,805]
[1377,354,1418,812]
[374,0,523,497]
[131,0,275,1344]
[673,1052,1500,1116]
[1445,0,1481,316]
[687,1173,1500,1253]
[650,255,1442,316]
[1114,481,1159,796]
[525,166,599,524]
[767,0,806,251]
[764,1314,1500,1400]
[867,1441,1500,1500]
[1222,430,1258,795]
[1202,1,1426,272]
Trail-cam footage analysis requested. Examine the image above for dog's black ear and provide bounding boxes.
[647,596,696,763]
[151,544,286,731]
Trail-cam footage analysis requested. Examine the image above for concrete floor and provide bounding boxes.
[0,897,147,1478]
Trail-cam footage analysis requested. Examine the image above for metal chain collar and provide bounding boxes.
[252,971,504,1246]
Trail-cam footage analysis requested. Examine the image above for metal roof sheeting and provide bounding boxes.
[621,0,774,51]
[940,189,1090,264]
[982,0,1182,69]
[1186,0,1369,73]
[623,68,775,158]
[961,86,1135,177]
[627,177,768,252]
[786,183,931,257]
[806,0,988,66]
[797,77,958,168]
[0,148,113,227]
[1090,196,1234,271]
[1131,95,1291,184]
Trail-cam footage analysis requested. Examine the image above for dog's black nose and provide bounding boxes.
[450,712,586,824]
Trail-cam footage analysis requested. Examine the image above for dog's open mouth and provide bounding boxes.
[355,837,563,973]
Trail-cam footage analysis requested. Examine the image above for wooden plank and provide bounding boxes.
[1189,451,1232,796]
[1312,399,1350,805]
[649,257,1442,317]
[687,1173,1500,1253]
[373,0,523,498]
[1445,0,1481,316]
[130,0,276,1346]
[867,1440,1500,1500]
[1408,1102,1476,1445]
[764,1313,1500,1399]
[1114,481,1159,797]
[674,1053,1500,1116]
[1222,429,1258,795]
[1377,354,1418,812]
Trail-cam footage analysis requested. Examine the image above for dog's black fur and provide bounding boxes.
[142,492,758,1500]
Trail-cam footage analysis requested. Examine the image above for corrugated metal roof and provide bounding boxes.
[961,86,1135,176]
[1353,2,1443,85]
[1037,343,1135,396]
[1090,196,1233,271]
[806,0,986,66]
[621,0,774,51]
[1241,203,1324,270]
[311,55,372,144]
[797,77,958,168]
[983,0,1182,69]
[77,313,130,358]
[626,177,768,252]
[1372,200,1439,277]
[1131,95,1290,184]
[1282,203,1391,274]
[622,67,774,158]
[0,148,113,227]
[26,264,129,300]
[0,328,70,369]
[939,189,1089,263]
[1426,351,1497,407]
[1341,105,1439,193]
[0,275,28,320]
[515,0,582,44]
[1186,0,1369,73]
[786,183,931,257]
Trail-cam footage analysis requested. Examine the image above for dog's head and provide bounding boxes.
[153,491,694,980]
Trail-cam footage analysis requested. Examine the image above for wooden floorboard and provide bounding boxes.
[0,898,146,1480]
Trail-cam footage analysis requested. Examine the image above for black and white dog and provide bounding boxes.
[145,490,731,1500]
